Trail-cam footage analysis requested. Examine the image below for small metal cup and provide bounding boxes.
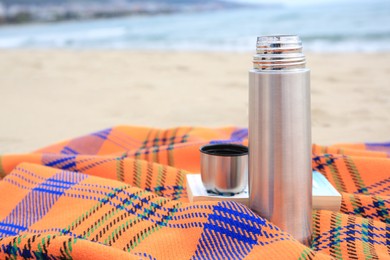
[200,144,248,194]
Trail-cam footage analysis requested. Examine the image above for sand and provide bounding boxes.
[0,50,389,154]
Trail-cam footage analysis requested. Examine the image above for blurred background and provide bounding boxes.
[0,0,388,51]
[0,0,389,153]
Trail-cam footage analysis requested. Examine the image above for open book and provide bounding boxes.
[186,171,341,211]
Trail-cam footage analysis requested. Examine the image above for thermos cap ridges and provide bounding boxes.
[254,35,306,70]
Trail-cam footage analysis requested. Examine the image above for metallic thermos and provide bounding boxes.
[248,35,312,245]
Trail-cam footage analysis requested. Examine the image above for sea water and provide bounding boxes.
[0,0,389,52]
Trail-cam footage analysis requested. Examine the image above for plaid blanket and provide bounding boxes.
[0,126,389,259]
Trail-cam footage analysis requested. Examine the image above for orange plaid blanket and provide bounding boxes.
[0,126,389,259]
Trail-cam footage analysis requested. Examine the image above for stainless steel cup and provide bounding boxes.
[200,144,248,194]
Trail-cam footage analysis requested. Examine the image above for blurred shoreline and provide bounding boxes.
[0,2,389,52]
[1,49,390,153]
[0,1,254,25]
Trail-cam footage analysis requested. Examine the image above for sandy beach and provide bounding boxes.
[0,50,389,154]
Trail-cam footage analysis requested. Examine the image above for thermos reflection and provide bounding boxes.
[248,35,312,245]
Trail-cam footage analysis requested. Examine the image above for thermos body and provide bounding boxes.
[248,35,312,245]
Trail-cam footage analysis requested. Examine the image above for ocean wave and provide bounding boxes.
[0,3,389,52]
